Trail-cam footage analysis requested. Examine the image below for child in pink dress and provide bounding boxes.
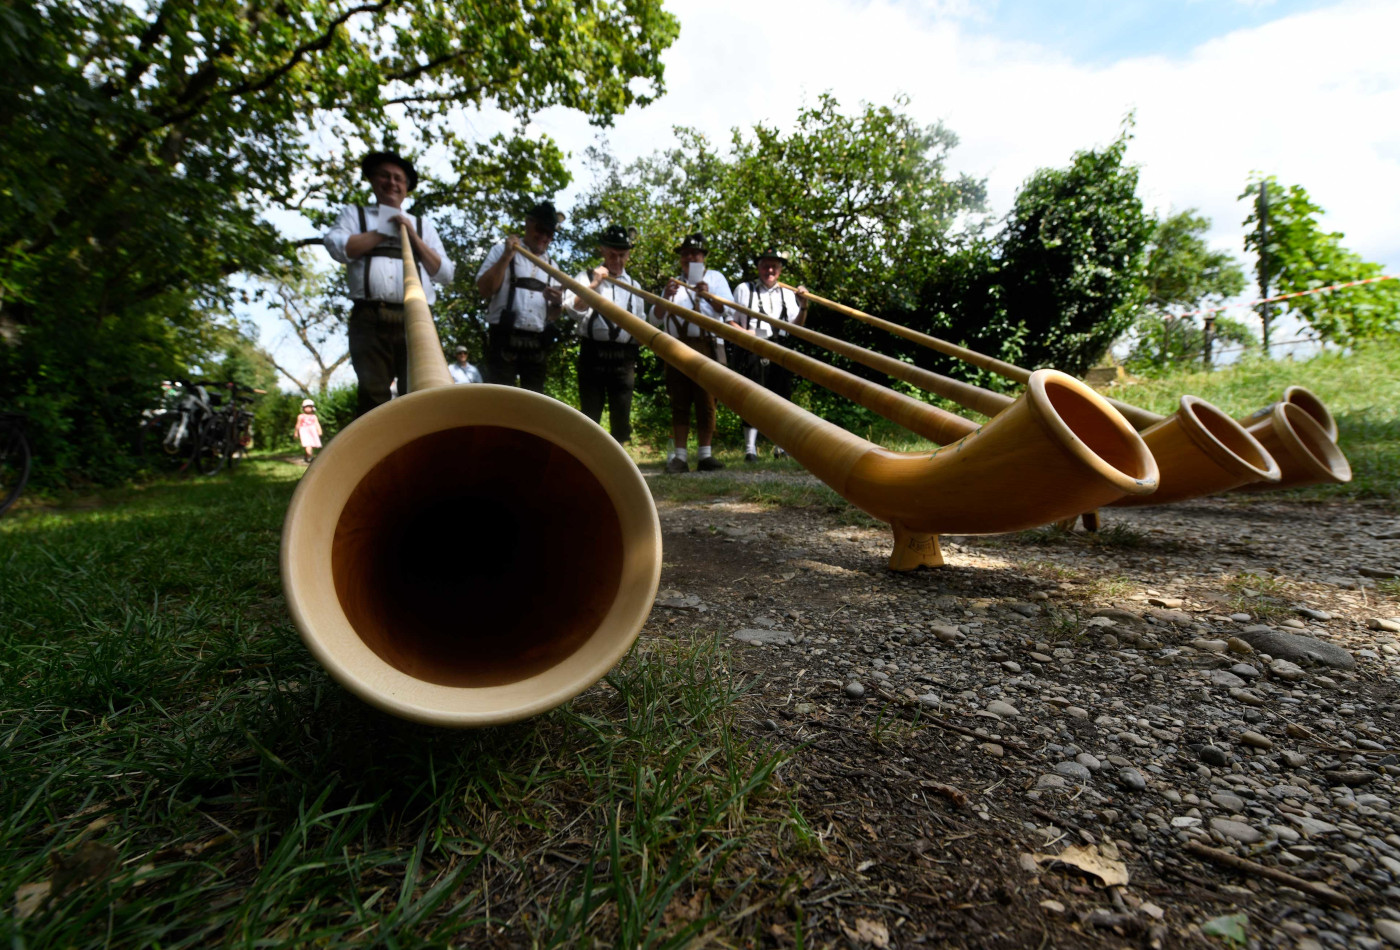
[294,399,322,463]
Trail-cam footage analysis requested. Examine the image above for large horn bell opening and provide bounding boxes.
[1108,396,1279,507]
[282,386,661,727]
[1239,402,1351,491]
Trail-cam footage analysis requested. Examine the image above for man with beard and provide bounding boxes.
[652,232,731,473]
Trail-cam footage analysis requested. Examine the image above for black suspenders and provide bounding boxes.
[586,280,636,342]
[356,206,422,300]
[750,282,789,335]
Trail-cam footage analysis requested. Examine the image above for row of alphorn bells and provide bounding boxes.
[278,228,1346,726]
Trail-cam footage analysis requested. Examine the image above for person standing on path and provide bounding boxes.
[476,201,566,392]
[729,246,808,461]
[651,233,731,473]
[563,224,647,443]
[324,151,456,418]
[293,399,322,463]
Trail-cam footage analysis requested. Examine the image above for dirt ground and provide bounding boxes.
[642,472,1400,948]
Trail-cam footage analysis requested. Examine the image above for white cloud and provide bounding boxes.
[536,0,1397,280]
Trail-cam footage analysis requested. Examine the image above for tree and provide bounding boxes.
[568,95,988,432]
[991,126,1153,375]
[257,254,352,397]
[0,0,679,486]
[918,125,1153,379]
[1241,176,1400,347]
[1127,209,1248,370]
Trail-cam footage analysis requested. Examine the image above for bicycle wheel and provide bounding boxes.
[0,420,32,516]
[193,415,228,476]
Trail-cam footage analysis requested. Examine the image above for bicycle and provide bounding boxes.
[1,411,32,516]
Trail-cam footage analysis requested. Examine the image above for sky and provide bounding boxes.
[259,0,1400,386]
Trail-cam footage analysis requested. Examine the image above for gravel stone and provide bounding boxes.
[1200,746,1230,767]
[1237,629,1357,670]
[1210,817,1263,844]
[1116,767,1147,792]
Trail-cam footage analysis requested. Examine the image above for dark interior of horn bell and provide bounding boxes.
[1041,377,1153,479]
[331,426,624,688]
[1185,400,1273,472]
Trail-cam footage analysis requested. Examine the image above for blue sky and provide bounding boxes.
[957,0,1336,63]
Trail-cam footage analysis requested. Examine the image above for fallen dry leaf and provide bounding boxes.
[1031,843,1130,887]
[14,882,51,920]
[840,917,890,948]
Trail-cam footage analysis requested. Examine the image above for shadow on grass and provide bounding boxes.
[1,462,795,947]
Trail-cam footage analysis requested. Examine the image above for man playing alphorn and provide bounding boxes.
[728,246,808,461]
[562,224,647,444]
[476,201,566,392]
[324,151,455,418]
[651,232,732,473]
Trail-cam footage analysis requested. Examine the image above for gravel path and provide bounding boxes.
[646,482,1400,947]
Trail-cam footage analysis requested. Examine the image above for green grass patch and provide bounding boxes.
[0,461,797,947]
[1115,343,1400,502]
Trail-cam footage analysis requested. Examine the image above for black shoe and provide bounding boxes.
[665,456,689,474]
[697,456,725,471]
[773,446,788,459]
[744,452,758,463]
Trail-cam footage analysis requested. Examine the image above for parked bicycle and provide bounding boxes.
[137,380,264,476]
[1,411,31,516]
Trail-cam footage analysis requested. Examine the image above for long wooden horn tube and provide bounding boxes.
[691,280,1278,500]
[520,247,1158,570]
[656,278,1012,420]
[793,285,1350,491]
[793,284,1341,440]
[280,228,662,726]
[607,277,978,445]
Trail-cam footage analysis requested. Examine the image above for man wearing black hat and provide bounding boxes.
[562,225,647,443]
[651,233,732,473]
[475,202,566,392]
[325,151,456,418]
[729,246,808,461]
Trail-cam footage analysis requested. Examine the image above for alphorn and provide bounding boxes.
[794,286,1349,491]
[281,228,662,726]
[523,246,1158,570]
[680,279,1283,506]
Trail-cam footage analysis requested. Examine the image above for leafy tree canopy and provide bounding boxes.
[918,124,1152,379]
[565,94,989,430]
[1241,176,1400,346]
[0,0,679,486]
[1126,209,1249,371]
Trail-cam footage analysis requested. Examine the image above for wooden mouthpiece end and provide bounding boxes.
[887,524,945,571]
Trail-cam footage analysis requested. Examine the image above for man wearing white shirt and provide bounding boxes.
[651,233,731,473]
[324,151,455,418]
[475,201,565,392]
[729,246,808,461]
[448,345,483,384]
[562,224,646,443]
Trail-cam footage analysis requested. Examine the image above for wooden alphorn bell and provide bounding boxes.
[281,227,662,726]
[790,286,1349,494]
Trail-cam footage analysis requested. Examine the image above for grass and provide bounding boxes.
[1114,343,1400,503]
[0,461,798,948]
